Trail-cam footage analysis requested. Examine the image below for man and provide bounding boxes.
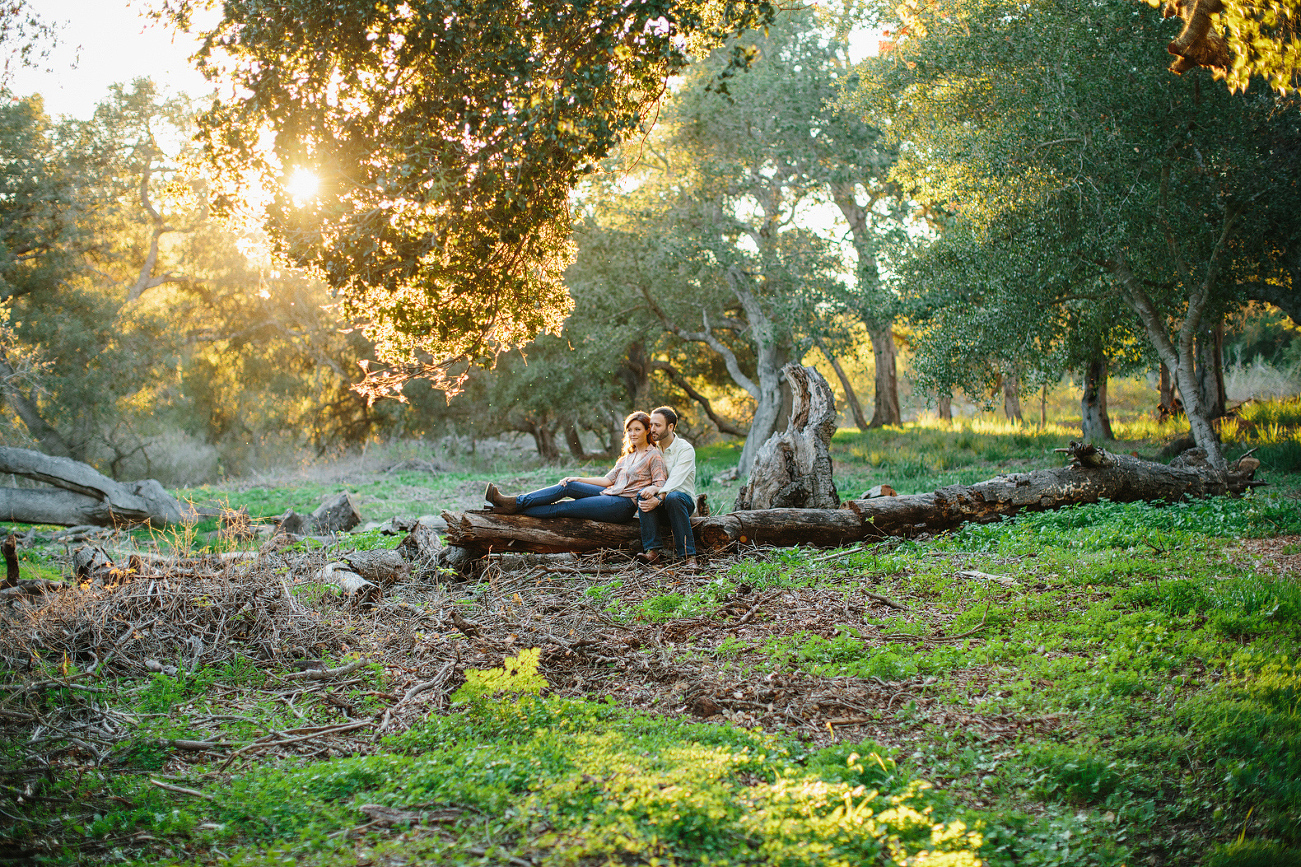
[636,406,698,567]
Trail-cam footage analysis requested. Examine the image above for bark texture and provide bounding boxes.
[734,364,840,511]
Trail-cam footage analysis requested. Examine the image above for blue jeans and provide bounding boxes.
[638,490,696,556]
[516,481,637,522]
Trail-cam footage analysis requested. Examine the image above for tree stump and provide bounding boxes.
[311,492,362,533]
[734,364,840,511]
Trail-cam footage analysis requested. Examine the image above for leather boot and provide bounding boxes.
[484,482,520,514]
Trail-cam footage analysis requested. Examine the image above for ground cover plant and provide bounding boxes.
[1,399,1299,866]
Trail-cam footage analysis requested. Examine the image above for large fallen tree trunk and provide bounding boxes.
[838,444,1260,538]
[441,444,1260,557]
[0,447,197,527]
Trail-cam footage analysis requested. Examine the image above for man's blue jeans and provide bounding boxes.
[516,481,636,522]
[638,490,696,556]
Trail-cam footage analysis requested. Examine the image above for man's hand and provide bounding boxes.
[642,485,660,498]
[638,491,661,512]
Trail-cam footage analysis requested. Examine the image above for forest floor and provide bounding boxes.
[2,409,1300,867]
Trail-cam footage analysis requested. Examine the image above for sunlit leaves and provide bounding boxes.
[161,0,777,397]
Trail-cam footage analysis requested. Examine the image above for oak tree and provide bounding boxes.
[155,0,776,396]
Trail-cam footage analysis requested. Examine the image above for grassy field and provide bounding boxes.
[2,397,1300,867]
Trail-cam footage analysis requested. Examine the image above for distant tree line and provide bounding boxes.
[3,1,1298,482]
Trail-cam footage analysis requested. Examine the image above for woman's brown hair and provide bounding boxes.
[622,411,655,455]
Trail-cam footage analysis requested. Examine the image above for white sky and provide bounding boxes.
[9,0,212,119]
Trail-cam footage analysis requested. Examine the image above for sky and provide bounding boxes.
[9,0,212,119]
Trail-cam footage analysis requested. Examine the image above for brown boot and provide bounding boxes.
[636,549,662,566]
[485,483,520,514]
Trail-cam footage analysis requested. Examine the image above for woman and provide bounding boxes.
[484,411,666,522]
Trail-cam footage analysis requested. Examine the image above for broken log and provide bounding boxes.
[440,444,1260,555]
[0,447,196,527]
[312,492,362,534]
[342,549,409,584]
[397,519,443,563]
[734,363,840,511]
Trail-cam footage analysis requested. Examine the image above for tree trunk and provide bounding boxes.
[830,182,902,430]
[841,444,1256,537]
[641,267,788,477]
[0,352,77,459]
[819,344,869,430]
[867,326,902,427]
[654,362,748,437]
[1111,245,1227,468]
[619,342,654,409]
[1081,352,1114,443]
[734,364,840,511]
[698,508,866,550]
[0,447,196,527]
[443,510,644,555]
[737,340,788,477]
[1195,322,1227,419]
[521,419,561,462]
[937,394,953,422]
[563,421,618,462]
[1158,363,1182,419]
[1001,367,1024,423]
[441,445,1258,557]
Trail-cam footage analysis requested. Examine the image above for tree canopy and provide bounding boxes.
[849,0,1301,466]
[1152,0,1299,93]
[154,0,776,397]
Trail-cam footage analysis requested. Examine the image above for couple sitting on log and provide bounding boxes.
[484,406,698,566]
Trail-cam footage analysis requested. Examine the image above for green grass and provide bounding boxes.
[4,395,1300,866]
[184,695,991,867]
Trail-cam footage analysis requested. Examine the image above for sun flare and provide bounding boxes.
[286,168,320,205]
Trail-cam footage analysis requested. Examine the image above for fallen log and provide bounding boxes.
[696,508,863,550]
[442,510,641,555]
[840,444,1261,537]
[439,444,1260,556]
[0,447,196,527]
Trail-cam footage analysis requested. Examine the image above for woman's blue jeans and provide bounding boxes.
[516,481,637,522]
[637,490,697,556]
